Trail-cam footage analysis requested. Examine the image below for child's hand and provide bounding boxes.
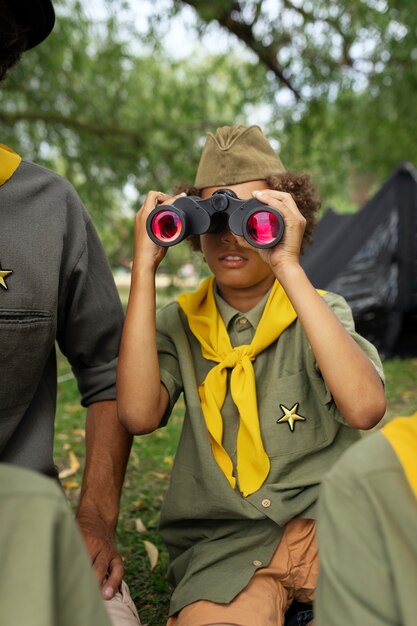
[250,189,306,274]
[133,191,186,271]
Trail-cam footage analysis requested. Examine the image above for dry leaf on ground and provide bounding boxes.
[134,518,148,533]
[59,450,80,479]
[143,540,159,570]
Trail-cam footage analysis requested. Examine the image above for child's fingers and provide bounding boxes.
[252,189,298,214]
[251,189,306,259]
[134,191,187,256]
[160,192,187,207]
[252,189,306,228]
[139,190,170,215]
[139,191,187,217]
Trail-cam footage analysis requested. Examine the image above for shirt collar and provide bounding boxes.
[0,144,21,186]
[214,282,272,331]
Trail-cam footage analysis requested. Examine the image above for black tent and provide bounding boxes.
[301,162,417,357]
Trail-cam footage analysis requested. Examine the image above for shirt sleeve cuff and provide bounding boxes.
[73,357,118,406]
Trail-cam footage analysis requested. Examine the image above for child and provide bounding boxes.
[117,124,386,626]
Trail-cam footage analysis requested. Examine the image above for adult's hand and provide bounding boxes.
[77,400,133,600]
[77,510,124,600]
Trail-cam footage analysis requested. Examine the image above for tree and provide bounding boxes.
[169,0,417,207]
[2,0,415,264]
[0,0,274,263]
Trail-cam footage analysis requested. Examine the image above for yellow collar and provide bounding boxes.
[0,144,21,186]
[381,413,417,499]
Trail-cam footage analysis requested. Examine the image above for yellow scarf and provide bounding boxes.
[0,144,21,186]
[381,412,417,499]
[178,276,325,496]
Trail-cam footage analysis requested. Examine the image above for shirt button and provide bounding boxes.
[261,498,271,508]
[238,317,248,325]
[253,560,263,567]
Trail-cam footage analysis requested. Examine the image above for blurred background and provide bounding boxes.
[2,0,416,274]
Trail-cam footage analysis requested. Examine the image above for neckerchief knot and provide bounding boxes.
[221,345,254,369]
[178,276,325,496]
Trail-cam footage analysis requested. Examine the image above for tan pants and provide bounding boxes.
[167,519,318,626]
[105,580,142,626]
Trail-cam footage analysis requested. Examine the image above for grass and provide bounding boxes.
[54,293,417,625]
[55,353,182,626]
[380,358,417,422]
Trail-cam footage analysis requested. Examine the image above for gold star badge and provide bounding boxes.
[277,403,306,431]
[0,267,12,290]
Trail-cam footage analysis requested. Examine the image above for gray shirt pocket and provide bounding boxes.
[0,309,54,410]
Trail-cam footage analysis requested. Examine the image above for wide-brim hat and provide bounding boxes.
[8,0,55,50]
[195,124,285,189]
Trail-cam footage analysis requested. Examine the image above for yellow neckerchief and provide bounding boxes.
[0,144,21,186]
[381,412,417,499]
[178,275,326,496]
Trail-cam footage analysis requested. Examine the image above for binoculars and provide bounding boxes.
[146,189,285,249]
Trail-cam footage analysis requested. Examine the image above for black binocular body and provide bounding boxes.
[146,189,285,249]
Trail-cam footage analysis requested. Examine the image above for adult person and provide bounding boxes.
[0,1,140,624]
[315,411,417,626]
[0,463,113,626]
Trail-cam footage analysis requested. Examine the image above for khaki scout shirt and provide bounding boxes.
[316,418,417,626]
[156,287,384,615]
[0,464,111,626]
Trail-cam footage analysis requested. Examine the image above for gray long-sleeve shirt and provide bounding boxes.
[0,159,124,476]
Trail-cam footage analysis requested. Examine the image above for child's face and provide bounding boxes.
[199,180,275,302]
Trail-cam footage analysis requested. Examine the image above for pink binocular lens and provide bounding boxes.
[246,211,282,245]
[151,210,183,243]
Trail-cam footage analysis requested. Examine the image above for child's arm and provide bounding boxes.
[117,191,181,434]
[252,189,386,430]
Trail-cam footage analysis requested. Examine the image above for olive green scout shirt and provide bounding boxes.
[0,464,111,626]
[156,288,384,615]
[316,421,417,626]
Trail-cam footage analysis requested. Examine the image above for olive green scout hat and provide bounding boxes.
[194,124,285,189]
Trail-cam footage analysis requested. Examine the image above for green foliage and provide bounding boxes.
[173,0,417,209]
[2,0,416,258]
[382,358,417,423]
[0,0,272,264]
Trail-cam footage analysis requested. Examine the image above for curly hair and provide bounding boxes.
[173,171,321,255]
[0,1,29,82]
